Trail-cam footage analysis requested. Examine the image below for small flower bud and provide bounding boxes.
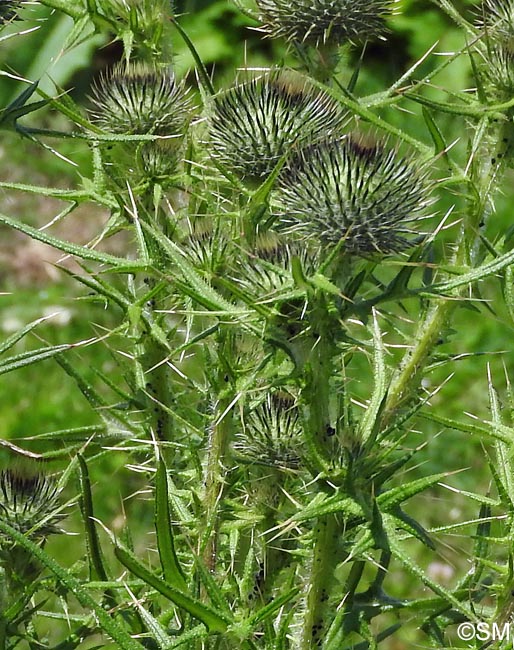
[477,0,514,92]
[235,392,303,469]
[274,136,431,256]
[237,231,319,293]
[208,70,346,180]
[0,470,65,540]
[255,0,397,47]
[0,470,66,594]
[89,63,193,137]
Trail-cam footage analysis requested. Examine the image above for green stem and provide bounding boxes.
[301,514,339,650]
[202,395,233,572]
[38,0,82,19]
[383,113,509,421]
[143,340,173,441]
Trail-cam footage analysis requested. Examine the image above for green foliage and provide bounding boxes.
[2,0,514,649]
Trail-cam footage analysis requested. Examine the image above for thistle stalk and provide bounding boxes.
[201,338,235,572]
[383,113,509,421]
[202,404,232,572]
[301,514,340,649]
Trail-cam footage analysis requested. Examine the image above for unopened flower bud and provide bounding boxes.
[255,0,397,47]
[274,136,431,256]
[89,63,193,137]
[208,70,346,180]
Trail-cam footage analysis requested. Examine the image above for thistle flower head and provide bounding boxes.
[137,140,183,181]
[208,70,346,180]
[89,63,193,136]
[235,392,303,470]
[477,0,514,92]
[235,231,319,294]
[480,0,514,44]
[0,470,65,540]
[274,136,431,256]
[255,0,397,47]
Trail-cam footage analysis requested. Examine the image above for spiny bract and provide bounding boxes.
[255,0,397,47]
[274,136,431,256]
[477,0,514,92]
[0,470,65,540]
[208,70,346,180]
[480,0,514,43]
[89,63,193,136]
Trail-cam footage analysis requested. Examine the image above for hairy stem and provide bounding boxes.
[202,395,233,572]
[383,114,508,422]
[301,514,339,650]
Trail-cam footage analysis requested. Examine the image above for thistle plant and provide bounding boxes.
[2,0,514,649]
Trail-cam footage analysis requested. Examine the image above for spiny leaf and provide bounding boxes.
[359,310,388,445]
[377,472,450,511]
[0,212,146,268]
[0,519,145,650]
[114,544,231,634]
[78,455,109,583]
[155,458,187,592]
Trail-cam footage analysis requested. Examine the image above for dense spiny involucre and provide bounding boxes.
[209,71,346,180]
[275,137,431,256]
[0,470,64,540]
[89,63,192,136]
[481,0,514,42]
[478,0,514,91]
[235,393,302,469]
[255,0,397,47]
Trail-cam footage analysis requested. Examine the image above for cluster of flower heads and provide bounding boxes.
[255,0,397,47]
[209,70,431,257]
[209,70,346,180]
[478,0,514,93]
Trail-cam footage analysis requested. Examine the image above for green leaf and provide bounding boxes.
[422,106,449,160]
[168,626,208,649]
[358,310,388,445]
[390,506,435,550]
[155,458,187,592]
[422,246,514,296]
[169,16,214,96]
[0,344,71,375]
[0,519,145,650]
[246,587,299,628]
[78,454,109,582]
[385,518,478,622]
[114,545,231,634]
[0,315,56,356]
[420,411,514,445]
[290,492,364,524]
[130,596,173,650]
[0,212,145,268]
[377,472,449,510]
